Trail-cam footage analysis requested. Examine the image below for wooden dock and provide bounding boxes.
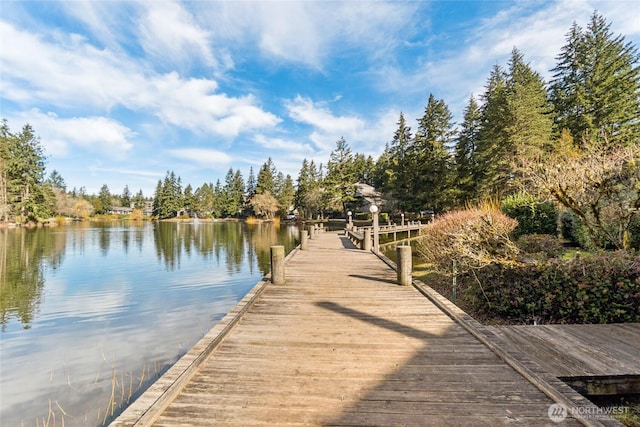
[111,231,620,426]
[487,324,640,396]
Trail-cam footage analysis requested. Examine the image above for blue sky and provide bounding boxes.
[1,1,639,197]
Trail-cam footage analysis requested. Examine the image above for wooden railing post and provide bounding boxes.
[270,245,285,285]
[300,229,308,250]
[363,228,372,251]
[396,245,412,286]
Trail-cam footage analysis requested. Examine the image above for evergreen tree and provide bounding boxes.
[97,184,112,214]
[213,179,224,218]
[47,170,66,192]
[121,185,131,207]
[475,50,552,199]
[152,171,182,218]
[325,137,357,213]
[549,12,640,147]
[246,166,256,198]
[295,159,322,219]
[506,48,554,158]
[372,143,394,195]
[452,96,482,205]
[295,159,312,217]
[222,168,244,217]
[194,182,213,217]
[255,158,276,195]
[388,113,413,211]
[275,174,295,214]
[411,94,455,213]
[0,121,8,221]
[475,64,510,198]
[133,189,146,210]
[183,184,194,216]
[152,180,163,217]
[1,121,49,222]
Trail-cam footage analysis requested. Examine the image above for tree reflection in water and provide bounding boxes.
[0,220,299,426]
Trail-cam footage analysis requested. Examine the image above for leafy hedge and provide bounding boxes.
[501,193,558,238]
[465,251,640,324]
[560,210,595,250]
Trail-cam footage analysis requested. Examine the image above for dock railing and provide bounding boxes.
[346,222,427,251]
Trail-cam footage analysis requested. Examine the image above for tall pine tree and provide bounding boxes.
[549,12,640,147]
[325,137,357,213]
[410,94,455,213]
[453,96,482,205]
[475,64,511,198]
[388,113,413,211]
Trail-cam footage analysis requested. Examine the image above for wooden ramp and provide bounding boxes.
[111,232,616,426]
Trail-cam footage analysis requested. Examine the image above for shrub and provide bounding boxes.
[129,209,143,221]
[465,251,640,324]
[415,207,519,275]
[501,193,558,238]
[560,210,597,250]
[516,234,565,258]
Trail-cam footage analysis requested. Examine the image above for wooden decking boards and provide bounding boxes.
[111,231,622,426]
[486,324,640,379]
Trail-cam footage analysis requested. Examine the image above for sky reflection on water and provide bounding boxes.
[0,221,298,426]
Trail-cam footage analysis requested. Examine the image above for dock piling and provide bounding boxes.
[396,245,412,286]
[363,229,372,251]
[270,245,285,285]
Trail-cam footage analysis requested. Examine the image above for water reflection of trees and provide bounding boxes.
[0,227,66,330]
[153,221,299,275]
[0,222,300,329]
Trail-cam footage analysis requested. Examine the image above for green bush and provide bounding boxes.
[465,251,640,324]
[501,193,558,238]
[560,210,596,250]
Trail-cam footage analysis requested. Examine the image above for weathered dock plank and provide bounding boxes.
[112,232,621,426]
[486,324,640,379]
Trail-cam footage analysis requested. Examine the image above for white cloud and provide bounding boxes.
[0,20,280,139]
[11,109,135,158]
[286,95,364,135]
[90,167,162,178]
[167,148,232,168]
[59,0,141,50]
[148,72,281,136]
[253,134,315,154]
[138,0,219,69]
[0,21,140,109]
[284,95,367,153]
[195,1,421,69]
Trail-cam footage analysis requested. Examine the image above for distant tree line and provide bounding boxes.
[2,13,638,235]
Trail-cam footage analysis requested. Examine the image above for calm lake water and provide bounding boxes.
[0,220,299,426]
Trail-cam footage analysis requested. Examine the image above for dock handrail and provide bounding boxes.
[346,222,427,251]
